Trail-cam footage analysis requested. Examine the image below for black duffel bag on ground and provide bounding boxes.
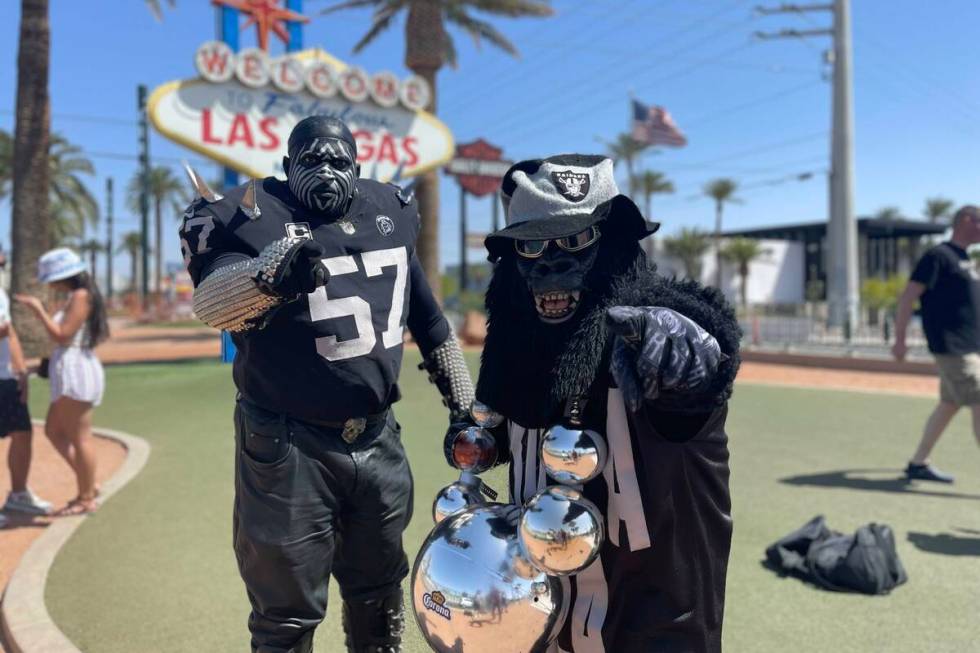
[765,515,908,595]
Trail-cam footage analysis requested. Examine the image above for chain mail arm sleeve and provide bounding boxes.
[193,237,305,334]
[406,254,475,422]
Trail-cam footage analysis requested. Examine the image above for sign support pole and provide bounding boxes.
[137,85,151,312]
[287,0,303,50]
[105,177,113,302]
[459,189,468,294]
[219,6,240,191]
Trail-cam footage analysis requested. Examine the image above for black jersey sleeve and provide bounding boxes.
[406,253,451,355]
[178,198,250,286]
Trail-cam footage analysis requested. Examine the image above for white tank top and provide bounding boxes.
[53,309,88,349]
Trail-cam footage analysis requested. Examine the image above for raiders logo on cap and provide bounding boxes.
[551,171,590,203]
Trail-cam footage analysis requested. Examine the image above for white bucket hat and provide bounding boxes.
[37,247,87,283]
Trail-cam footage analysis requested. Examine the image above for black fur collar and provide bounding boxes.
[477,257,656,428]
[476,253,742,429]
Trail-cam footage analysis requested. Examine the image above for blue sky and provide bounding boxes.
[1,0,978,280]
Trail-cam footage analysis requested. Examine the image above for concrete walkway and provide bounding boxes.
[0,427,149,653]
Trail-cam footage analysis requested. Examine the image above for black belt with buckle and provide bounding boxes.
[236,394,387,444]
[298,411,388,443]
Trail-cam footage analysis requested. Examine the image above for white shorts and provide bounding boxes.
[50,347,104,406]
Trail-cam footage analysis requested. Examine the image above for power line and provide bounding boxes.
[0,109,136,127]
[498,35,760,140]
[444,0,751,118]
[441,0,666,107]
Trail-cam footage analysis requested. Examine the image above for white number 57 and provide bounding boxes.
[308,246,408,362]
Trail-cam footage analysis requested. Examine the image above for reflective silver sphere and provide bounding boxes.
[412,504,567,653]
[540,426,608,485]
[432,479,485,524]
[449,426,498,474]
[470,401,504,428]
[519,486,604,576]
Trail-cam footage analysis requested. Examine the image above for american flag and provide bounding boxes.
[631,99,687,147]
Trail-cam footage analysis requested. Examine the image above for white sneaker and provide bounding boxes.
[4,489,53,515]
[0,513,8,528]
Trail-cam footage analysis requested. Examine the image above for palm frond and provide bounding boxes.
[352,4,401,53]
[458,0,554,18]
[445,6,518,55]
[320,0,387,16]
[442,31,459,68]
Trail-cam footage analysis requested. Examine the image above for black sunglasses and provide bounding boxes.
[514,226,601,258]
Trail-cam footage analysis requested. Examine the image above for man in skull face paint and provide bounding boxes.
[180,116,474,653]
[446,155,741,652]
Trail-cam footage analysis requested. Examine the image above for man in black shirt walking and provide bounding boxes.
[181,116,474,652]
[893,205,980,483]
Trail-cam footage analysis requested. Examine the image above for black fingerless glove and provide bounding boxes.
[268,240,329,298]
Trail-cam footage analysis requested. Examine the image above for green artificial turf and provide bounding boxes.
[42,359,980,653]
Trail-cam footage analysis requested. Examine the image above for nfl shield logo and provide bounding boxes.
[376,215,395,236]
[551,171,590,202]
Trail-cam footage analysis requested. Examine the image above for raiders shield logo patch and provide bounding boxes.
[285,222,313,240]
[376,215,395,236]
[551,171,590,202]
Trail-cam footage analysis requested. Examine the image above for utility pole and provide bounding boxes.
[756,0,859,332]
[459,189,468,295]
[137,84,151,312]
[106,177,114,302]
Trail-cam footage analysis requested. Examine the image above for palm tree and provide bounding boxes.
[662,228,710,281]
[0,130,12,200]
[873,206,901,221]
[10,0,51,356]
[49,133,98,236]
[720,237,766,309]
[632,170,674,219]
[127,166,188,295]
[607,133,645,197]
[703,178,740,289]
[923,197,954,224]
[322,0,554,299]
[77,239,104,276]
[118,232,143,292]
[1,130,98,246]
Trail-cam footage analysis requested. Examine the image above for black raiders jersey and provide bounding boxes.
[180,177,450,422]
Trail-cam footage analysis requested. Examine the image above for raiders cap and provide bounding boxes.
[485,154,658,260]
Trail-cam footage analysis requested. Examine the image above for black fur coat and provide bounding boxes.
[476,244,741,430]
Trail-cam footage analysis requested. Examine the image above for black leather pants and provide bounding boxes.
[232,399,414,653]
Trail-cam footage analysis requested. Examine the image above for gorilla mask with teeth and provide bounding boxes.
[478,155,659,428]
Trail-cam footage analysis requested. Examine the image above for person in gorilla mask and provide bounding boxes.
[447,155,741,653]
[181,116,474,653]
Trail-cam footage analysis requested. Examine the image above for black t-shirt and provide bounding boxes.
[180,177,450,421]
[910,242,980,354]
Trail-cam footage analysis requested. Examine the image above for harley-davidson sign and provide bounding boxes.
[445,139,512,197]
[148,44,454,182]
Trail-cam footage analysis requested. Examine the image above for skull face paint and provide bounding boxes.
[286,137,358,218]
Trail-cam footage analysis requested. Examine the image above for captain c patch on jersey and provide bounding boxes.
[285,222,313,240]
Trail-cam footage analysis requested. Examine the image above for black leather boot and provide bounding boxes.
[342,588,405,653]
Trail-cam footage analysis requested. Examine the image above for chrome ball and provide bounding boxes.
[412,504,567,653]
[519,486,604,576]
[432,480,485,524]
[540,426,608,485]
[449,426,498,474]
[470,400,504,428]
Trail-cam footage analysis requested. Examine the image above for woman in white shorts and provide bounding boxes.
[15,248,109,515]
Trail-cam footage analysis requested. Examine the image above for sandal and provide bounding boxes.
[54,496,98,517]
